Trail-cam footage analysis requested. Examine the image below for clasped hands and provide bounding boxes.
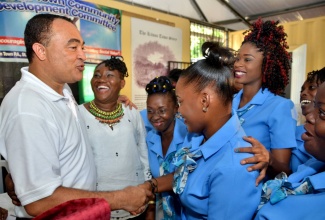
[5,173,154,216]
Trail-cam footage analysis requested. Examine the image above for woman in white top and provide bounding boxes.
[79,56,151,220]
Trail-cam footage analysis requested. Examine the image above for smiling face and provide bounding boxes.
[147,93,178,133]
[300,78,318,116]
[42,18,86,85]
[234,42,264,88]
[302,82,325,162]
[91,63,125,104]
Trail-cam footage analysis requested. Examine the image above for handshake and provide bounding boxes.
[4,173,159,217]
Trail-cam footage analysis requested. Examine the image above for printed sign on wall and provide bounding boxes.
[131,17,182,110]
[0,0,121,63]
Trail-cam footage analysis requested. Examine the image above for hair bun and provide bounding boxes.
[202,42,234,68]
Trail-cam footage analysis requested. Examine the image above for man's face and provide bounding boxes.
[42,19,86,85]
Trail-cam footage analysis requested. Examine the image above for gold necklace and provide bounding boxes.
[89,101,124,130]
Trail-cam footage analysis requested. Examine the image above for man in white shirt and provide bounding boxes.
[0,13,151,218]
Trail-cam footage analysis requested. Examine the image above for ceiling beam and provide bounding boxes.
[114,0,228,30]
[191,0,208,22]
[217,0,251,27]
[214,1,325,25]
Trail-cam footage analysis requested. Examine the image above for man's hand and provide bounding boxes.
[0,207,8,220]
[117,185,153,214]
[5,173,21,206]
[235,136,270,186]
[138,181,151,192]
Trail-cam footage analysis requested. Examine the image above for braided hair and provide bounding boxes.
[180,41,235,105]
[306,67,325,85]
[242,18,291,95]
[145,76,177,104]
[95,56,128,79]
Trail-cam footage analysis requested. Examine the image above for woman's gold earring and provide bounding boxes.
[203,107,208,112]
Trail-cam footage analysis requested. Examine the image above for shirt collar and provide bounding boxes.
[289,158,325,190]
[233,88,272,110]
[21,67,71,102]
[191,109,242,160]
[172,118,188,146]
[147,118,187,155]
[309,171,325,191]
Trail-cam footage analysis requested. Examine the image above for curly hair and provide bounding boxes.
[145,76,177,104]
[180,41,235,105]
[95,56,128,79]
[306,67,325,85]
[242,18,291,95]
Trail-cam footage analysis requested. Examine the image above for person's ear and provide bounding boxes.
[32,43,46,61]
[120,79,125,89]
[201,92,210,113]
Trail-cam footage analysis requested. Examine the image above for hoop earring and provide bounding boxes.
[203,107,208,112]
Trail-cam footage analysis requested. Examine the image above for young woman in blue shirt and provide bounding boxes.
[145,76,186,220]
[233,18,297,179]
[172,42,261,219]
[254,82,325,220]
[291,67,325,172]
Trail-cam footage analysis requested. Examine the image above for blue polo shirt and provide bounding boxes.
[179,111,262,220]
[232,88,297,151]
[255,158,325,220]
[146,118,187,220]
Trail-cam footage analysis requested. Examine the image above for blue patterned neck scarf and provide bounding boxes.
[158,152,177,219]
[258,172,314,210]
[172,147,203,194]
[237,104,255,125]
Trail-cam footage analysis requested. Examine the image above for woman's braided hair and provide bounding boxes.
[95,56,128,79]
[306,67,325,85]
[145,76,177,104]
[242,18,291,95]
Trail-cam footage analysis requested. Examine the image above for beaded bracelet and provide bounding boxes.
[147,178,158,193]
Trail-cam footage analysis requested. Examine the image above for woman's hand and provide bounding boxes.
[235,136,270,186]
[144,203,155,220]
[5,173,21,206]
[118,95,138,110]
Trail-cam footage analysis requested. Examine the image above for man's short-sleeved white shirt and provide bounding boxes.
[0,67,96,216]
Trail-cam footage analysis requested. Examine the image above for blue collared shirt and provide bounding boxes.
[255,158,325,220]
[146,118,187,220]
[232,88,297,151]
[179,111,262,220]
[146,118,187,177]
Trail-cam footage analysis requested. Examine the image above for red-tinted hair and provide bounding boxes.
[242,18,291,95]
